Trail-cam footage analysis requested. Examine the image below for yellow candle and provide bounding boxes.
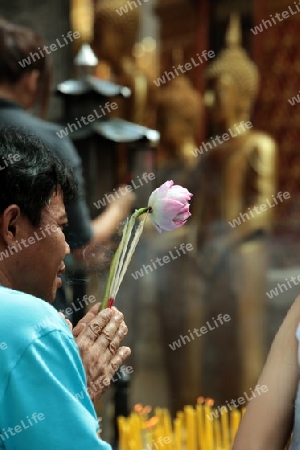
[230,409,241,445]
[154,408,163,424]
[129,440,139,450]
[153,410,164,450]
[213,413,222,448]
[204,399,214,450]
[174,417,182,450]
[118,417,126,450]
[220,405,230,449]
[196,402,206,450]
[153,424,163,448]
[142,429,152,450]
[131,413,143,450]
[144,415,159,443]
[162,410,173,450]
[184,406,196,450]
[177,411,184,428]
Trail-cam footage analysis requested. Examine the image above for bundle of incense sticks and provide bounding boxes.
[117,399,292,450]
[101,208,148,309]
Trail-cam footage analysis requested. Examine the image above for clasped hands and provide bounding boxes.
[63,304,131,404]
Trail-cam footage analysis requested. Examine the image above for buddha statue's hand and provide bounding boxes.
[72,303,131,403]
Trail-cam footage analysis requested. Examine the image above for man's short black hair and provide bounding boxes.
[0,126,77,226]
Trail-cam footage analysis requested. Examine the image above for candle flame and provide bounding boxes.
[143,416,159,430]
[197,396,205,405]
[205,398,215,407]
[134,403,144,413]
[143,406,152,414]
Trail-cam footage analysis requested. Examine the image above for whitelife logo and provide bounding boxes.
[131,243,193,280]
[142,436,171,450]
[56,101,118,139]
[115,0,149,16]
[153,50,215,87]
[250,2,300,35]
[34,295,97,333]
[228,191,290,229]
[169,314,231,351]
[0,153,21,170]
[288,90,300,106]
[266,274,300,299]
[93,173,155,210]
[74,366,134,401]
[0,413,45,443]
[191,121,253,157]
[0,224,60,261]
[206,385,268,421]
[18,31,81,68]
[0,342,7,351]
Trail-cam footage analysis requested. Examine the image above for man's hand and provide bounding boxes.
[58,312,73,331]
[73,304,131,403]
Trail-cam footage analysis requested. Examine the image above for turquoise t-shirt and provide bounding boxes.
[0,285,111,450]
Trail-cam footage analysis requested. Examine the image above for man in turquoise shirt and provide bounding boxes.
[0,126,129,449]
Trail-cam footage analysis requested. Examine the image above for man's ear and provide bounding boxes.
[24,70,40,95]
[0,205,22,246]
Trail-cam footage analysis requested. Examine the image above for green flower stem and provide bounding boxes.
[133,207,150,218]
[101,219,131,310]
[110,208,150,299]
[110,215,135,301]
[101,207,149,309]
[114,216,147,299]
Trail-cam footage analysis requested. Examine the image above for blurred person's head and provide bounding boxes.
[0,18,51,118]
[0,126,77,302]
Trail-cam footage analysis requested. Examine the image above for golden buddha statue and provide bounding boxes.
[71,0,94,54]
[93,0,151,125]
[156,73,202,172]
[196,14,277,403]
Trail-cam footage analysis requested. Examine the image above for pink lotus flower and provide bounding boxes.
[101,180,193,309]
[147,180,193,232]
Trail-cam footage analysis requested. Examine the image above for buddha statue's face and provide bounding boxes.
[93,21,123,64]
[205,74,247,131]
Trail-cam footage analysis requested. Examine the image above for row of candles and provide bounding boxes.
[118,398,293,450]
[118,398,243,450]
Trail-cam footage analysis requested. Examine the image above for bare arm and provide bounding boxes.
[91,190,134,243]
[233,297,300,450]
[73,187,135,264]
